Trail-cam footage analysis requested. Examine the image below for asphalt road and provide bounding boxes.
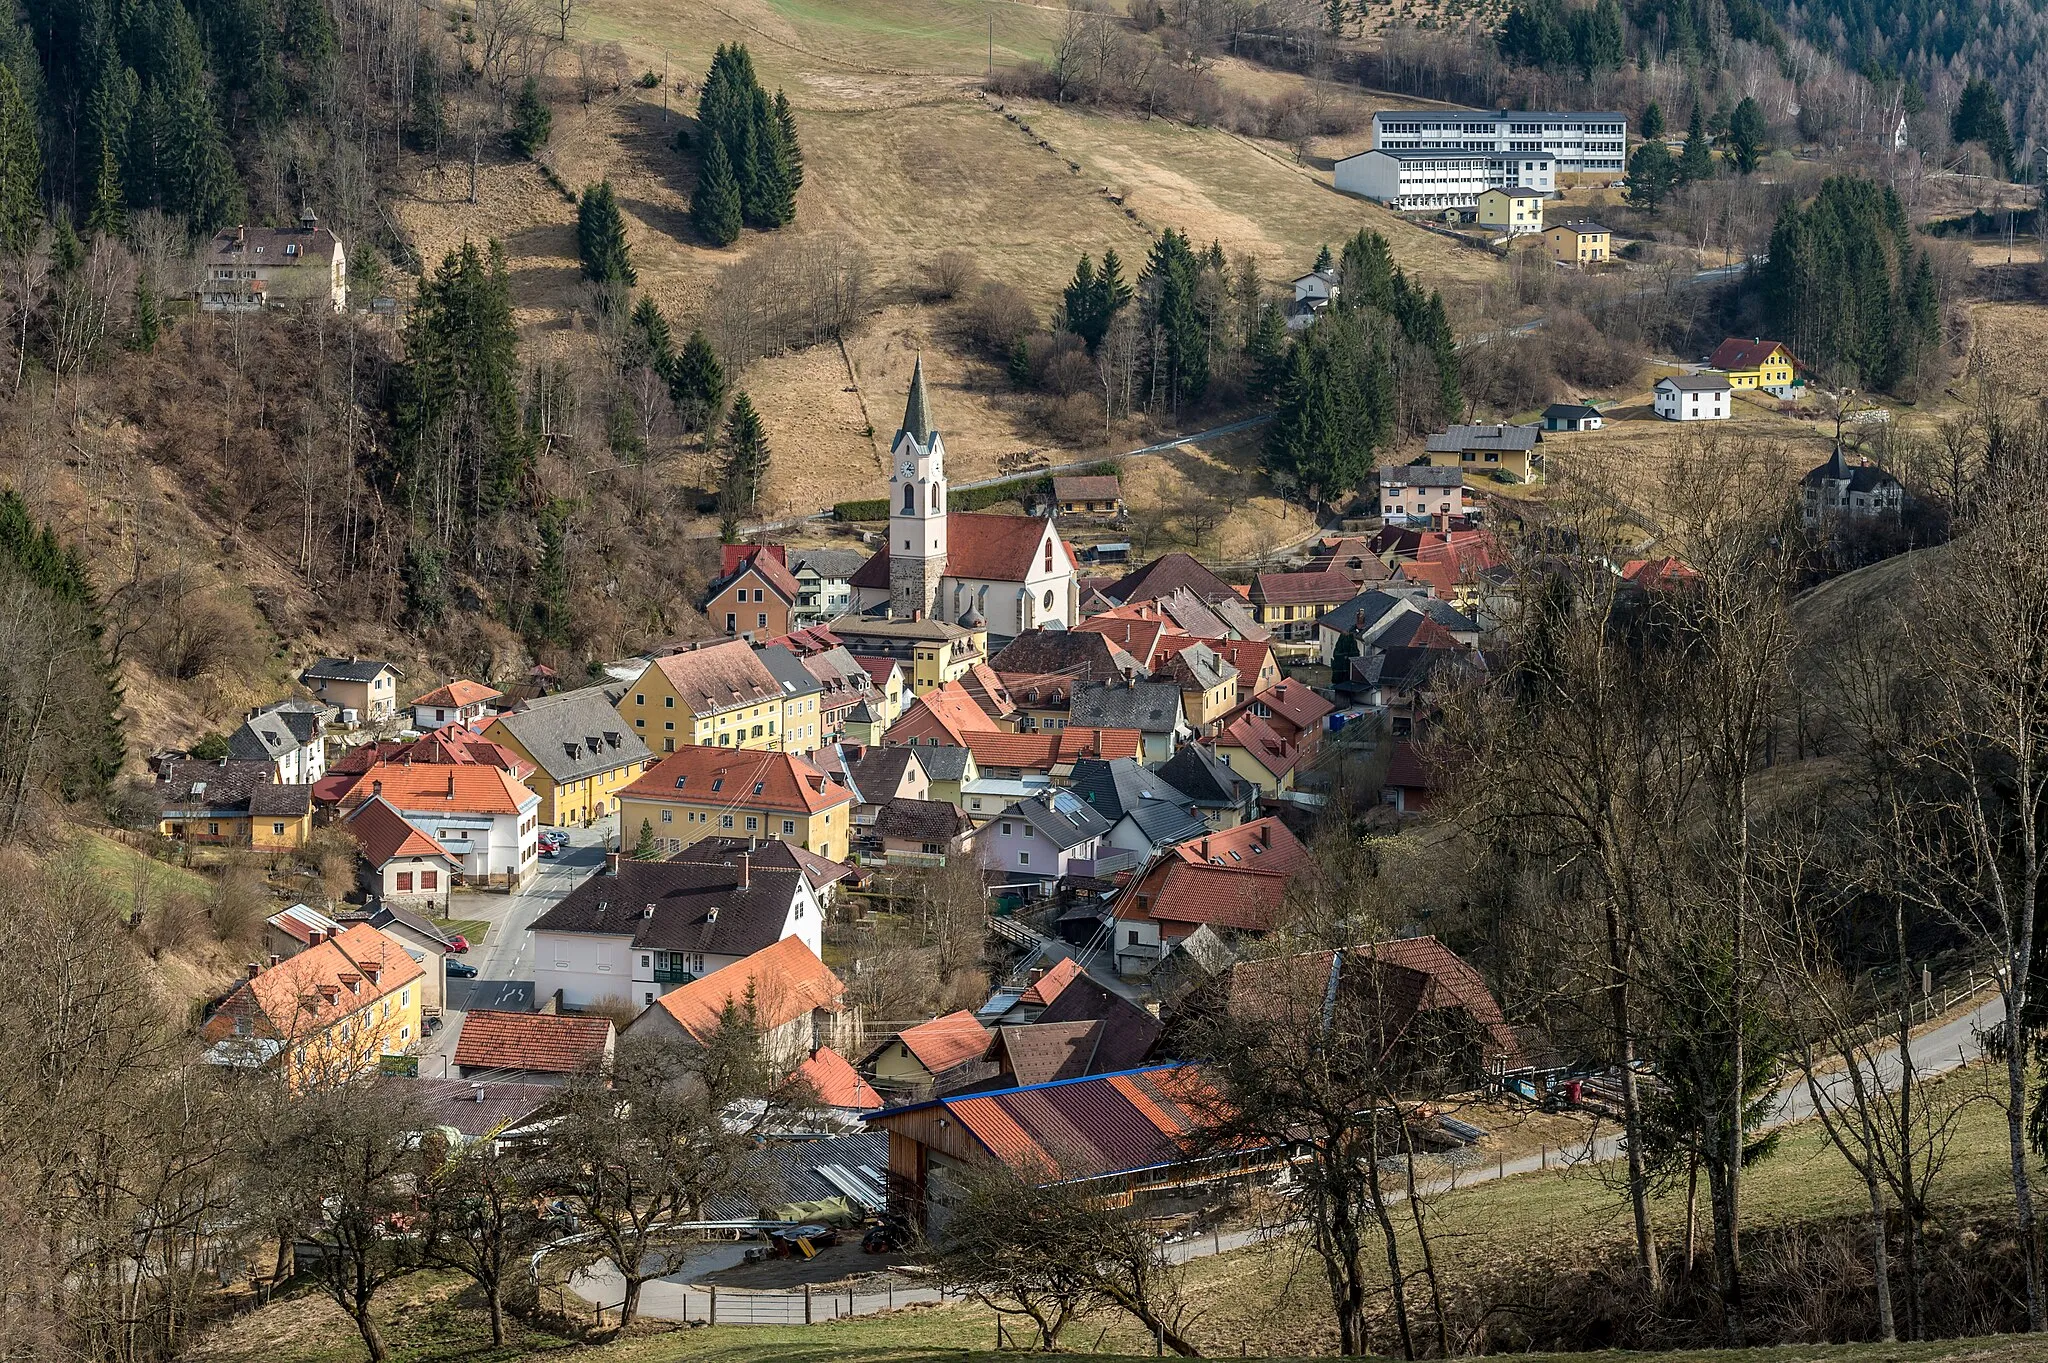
[422,817,615,1077]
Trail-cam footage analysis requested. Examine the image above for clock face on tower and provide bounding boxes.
[900,463,912,477]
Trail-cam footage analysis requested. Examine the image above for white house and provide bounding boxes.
[1655,373,1732,421]
[848,361,1080,640]
[1379,465,1473,522]
[1335,149,1556,210]
[200,210,348,313]
[1370,110,1627,177]
[410,680,503,732]
[528,857,823,1010]
[339,763,540,890]
[226,700,331,784]
[1293,270,1339,305]
[978,789,1114,894]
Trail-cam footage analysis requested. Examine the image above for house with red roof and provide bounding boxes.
[1619,557,1700,592]
[706,544,804,641]
[863,1009,994,1097]
[962,728,1144,779]
[850,364,1080,638]
[1221,679,1336,764]
[453,1009,615,1083]
[616,744,858,862]
[1112,815,1311,973]
[793,1045,882,1112]
[1707,338,1798,392]
[342,795,463,912]
[335,762,541,888]
[409,679,502,732]
[883,679,1002,747]
[864,1063,1246,1232]
[623,935,857,1069]
[1212,711,1303,795]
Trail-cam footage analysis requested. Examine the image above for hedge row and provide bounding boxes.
[832,463,1118,523]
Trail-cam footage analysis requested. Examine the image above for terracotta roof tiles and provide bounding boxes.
[453,1010,614,1074]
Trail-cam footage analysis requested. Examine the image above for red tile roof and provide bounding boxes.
[200,924,424,1044]
[849,513,1072,590]
[794,1045,882,1109]
[645,641,785,714]
[1072,617,1173,668]
[1247,680,1335,734]
[336,762,537,816]
[1020,956,1083,1006]
[1217,712,1301,779]
[1109,553,1238,606]
[1250,568,1356,607]
[411,679,503,709]
[1228,937,1521,1067]
[343,796,460,868]
[889,1063,1219,1180]
[1620,557,1699,590]
[964,728,1143,771]
[651,936,845,1042]
[896,1010,992,1074]
[1709,338,1794,372]
[1156,636,1272,695]
[884,681,1001,746]
[1383,739,1436,792]
[624,746,855,815]
[318,729,535,803]
[1116,815,1310,933]
[853,655,902,687]
[453,1010,614,1074]
[715,547,802,604]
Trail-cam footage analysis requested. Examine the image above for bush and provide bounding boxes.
[1544,310,1640,390]
[636,70,662,87]
[1039,336,1097,396]
[922,249,982,302]
[1042,393,1102,443]
[966,281,1038,352]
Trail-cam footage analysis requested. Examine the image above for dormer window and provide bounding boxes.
[284,242,299,256]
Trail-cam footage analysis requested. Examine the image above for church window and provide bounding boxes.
[903,485,915,514]
[1044,542,1053,570]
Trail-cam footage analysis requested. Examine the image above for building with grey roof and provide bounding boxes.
[1067,680,1188,762]
[484,685,652,825]
[227,700,332,784]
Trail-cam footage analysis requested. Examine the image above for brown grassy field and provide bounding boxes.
[389,0,1513,519]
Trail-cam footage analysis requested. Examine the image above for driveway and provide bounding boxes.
[422,818,614,1077]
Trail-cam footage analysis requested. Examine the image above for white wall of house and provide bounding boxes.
[399,800,538,886]
[977,814,1101,886]
[412,699,492,731]
[378,855,454,913]
[535,932,636,1009]
[1655,382,1730,421]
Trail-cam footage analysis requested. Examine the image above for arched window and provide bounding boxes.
[902,484,915,514]
[1044,540,1053,571]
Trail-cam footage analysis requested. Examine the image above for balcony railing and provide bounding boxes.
[651,967,696,984]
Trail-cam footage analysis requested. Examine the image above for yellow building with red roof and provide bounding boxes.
[201,922,424,1083]
[617,745,857,861]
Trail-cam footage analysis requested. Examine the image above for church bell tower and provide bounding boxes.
[888,358,948,620]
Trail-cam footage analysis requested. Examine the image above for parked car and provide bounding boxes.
[446,959,479,978]
[539,843,559,859]
[445,934,470,954]
[539,830,568,849]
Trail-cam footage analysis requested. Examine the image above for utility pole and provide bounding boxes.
[663,53,670,123]
[988,13,993,76]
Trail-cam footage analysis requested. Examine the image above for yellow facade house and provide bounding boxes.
[154,757,313,849]
[1708,338,1799,390]
[483,685,655,826]
[619,641,788,755]
[200,923,425,1084]
[1477,187,1545,235]
[828,619,989,696]
[1543,220,1610,265]
[618,745,857,862]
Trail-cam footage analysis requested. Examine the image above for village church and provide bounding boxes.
[849,361,1080,641]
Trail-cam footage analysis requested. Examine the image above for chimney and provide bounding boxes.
[247,962,260,978]
[269,954,281,968]
[371,780,382,798]
[642,904,655,920]
[471,1083,486,1103]
[606,851,621,875]
[738,853,750,888]
[308,928,323,946]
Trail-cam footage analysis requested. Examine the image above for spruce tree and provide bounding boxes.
[576,179,636,289]
[1679,103,1714,182]
[1096,248,1132,330]
[628,294,673,374]
[1950,78,2012,174]
[1313,242,1333,273]
[668,328,726,430]
[691,134,742,246]
[1246,301,1289,400]
[512,76,552,155]
[634,818,657,859]
[774,90,802,194]
[409,44,448,155]
[1627,139,1677,210]
[85,140,125,238]
[0,64,41,253]
[130,281,160,351]
[1728,97,1766,174]
[1063,254,1100,345]
[720,391,769,514]
[1641,100,1665,141]
[156,6,242,232]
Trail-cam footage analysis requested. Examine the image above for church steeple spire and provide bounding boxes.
[901,355,934,446]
